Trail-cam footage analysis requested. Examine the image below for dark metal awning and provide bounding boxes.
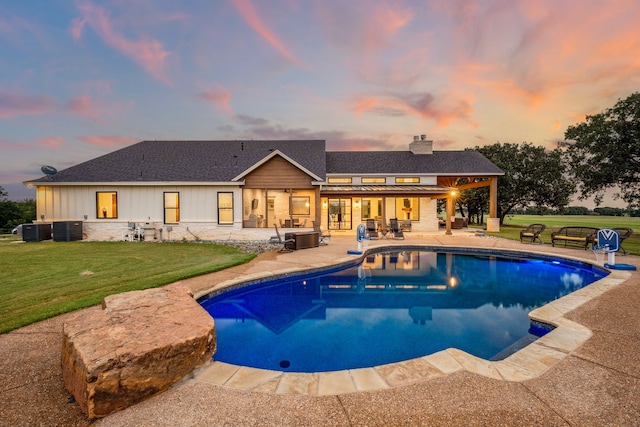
[321,185,452,196]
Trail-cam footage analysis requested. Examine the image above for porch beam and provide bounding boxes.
[456,180,491,190]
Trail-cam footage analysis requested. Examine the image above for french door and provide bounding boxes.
[327,198,352,230]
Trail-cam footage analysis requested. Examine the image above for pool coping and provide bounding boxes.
[192,246,632,396]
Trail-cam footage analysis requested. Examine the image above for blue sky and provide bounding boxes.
[1,0,639,204]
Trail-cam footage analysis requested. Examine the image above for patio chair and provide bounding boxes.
[365,219,379,239]
[312,221,331,245]
[389,218,405,239]
[613,227,633,254]
[270,224,294,253]
[520,223,546,244]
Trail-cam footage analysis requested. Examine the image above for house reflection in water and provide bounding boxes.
[204,250,592,334]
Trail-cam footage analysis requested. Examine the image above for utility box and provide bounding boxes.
[53,221,83,241]
[22,223,52,242]
[143,223,156,241]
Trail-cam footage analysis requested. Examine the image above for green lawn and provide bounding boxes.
[484,215,640,255]
[0,240,255,333]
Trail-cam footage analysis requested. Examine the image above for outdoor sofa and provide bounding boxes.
[551,226,599,249]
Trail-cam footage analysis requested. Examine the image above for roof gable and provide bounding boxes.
[233,149,323,182]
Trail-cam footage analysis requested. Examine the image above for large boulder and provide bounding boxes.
[61,285,215,419]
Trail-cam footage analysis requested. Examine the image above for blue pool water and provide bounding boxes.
[199,248,608,372]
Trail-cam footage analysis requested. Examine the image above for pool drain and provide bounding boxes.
[279,360,291,369]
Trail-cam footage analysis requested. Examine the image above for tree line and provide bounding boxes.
[459,92,640,224]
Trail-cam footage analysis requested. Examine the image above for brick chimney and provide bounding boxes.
[410,134,433,154]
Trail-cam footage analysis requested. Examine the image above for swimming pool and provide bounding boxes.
[199,247,608,373]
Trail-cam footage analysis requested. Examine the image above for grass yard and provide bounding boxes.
[0,240,255,334]
[485,215,640,255]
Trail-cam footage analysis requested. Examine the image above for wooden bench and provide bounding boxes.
[551,226,599,249]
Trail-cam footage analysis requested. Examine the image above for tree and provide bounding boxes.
[0,186,36,230]
[467,143,575,224]
[563,92,640,209]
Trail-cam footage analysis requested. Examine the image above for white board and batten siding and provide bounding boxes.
[35,184,244,241]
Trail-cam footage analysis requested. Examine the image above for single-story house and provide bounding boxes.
[24,136,503,241]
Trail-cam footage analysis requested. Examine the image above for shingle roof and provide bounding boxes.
[27,141,503,184]
[326,150,503,175]
[29,140,327,183]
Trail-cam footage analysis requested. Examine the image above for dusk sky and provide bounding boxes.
[1,1,639,204]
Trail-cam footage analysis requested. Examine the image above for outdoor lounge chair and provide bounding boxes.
[312,221,331,245]
[365,219,379,239]
[270,224,295,253]
[520,223,546,244]
[389,218,405,239]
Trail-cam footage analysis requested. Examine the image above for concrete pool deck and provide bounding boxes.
[1,233,639,426]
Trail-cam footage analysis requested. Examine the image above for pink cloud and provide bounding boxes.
[317,2,412,52]
[0,139,33,150]
[66,95,101,118]
[69,17,86,41]
[231,0,304,66]
[351,92,476,128]
[359,3,413,51]
[0,91,57,118]
[439,0,640,112]
[38,136,65,149]
[352,98,378,118]
[197,87,233,113]
[72,1,171,84]
[78,135,138,148]
[315,2,413,84]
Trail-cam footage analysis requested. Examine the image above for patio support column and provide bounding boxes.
[288,189,293,225]
[445,192,454,235]
[487,177,500,232]
[314,187,321,227]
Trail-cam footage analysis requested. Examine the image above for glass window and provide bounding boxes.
[96,192,118,219]
[164,192,180,224]
[395,197,419,221]
[328,177,352,183]
[218,192,234,225]
[291,196,310,215]
[362,177,386,183]
[360,198,383,220]
[396,177,420,183]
